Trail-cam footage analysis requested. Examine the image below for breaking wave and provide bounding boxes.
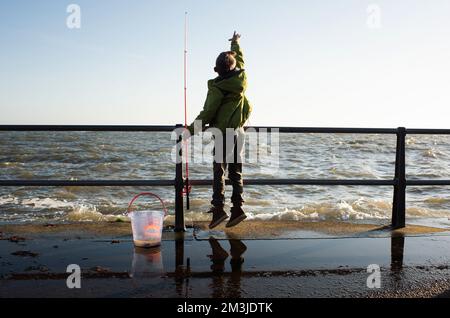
[1,195,450,223]
[168,198,450,222]
[65,205,129,222]
[21,197,73,209]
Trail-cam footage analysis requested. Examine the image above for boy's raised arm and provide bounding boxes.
[229,31,244,69]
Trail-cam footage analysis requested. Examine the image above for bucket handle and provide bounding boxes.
[127,192,168,216]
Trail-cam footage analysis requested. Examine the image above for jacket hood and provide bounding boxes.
[209,69,245,94]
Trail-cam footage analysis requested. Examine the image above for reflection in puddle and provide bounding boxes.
[389,233,405,291]
[170,236,248,297]
[391,234,405,274]
[130,246,164,278]
[131,233,407,297]
[208,238,247,298]
[208,238,247,274]
[175,237,190,297]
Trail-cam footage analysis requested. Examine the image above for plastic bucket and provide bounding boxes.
[127,192,168,248]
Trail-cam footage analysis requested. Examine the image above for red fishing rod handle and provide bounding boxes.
[127,192,168,216]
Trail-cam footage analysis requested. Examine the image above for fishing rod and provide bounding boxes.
[182,11,191,210]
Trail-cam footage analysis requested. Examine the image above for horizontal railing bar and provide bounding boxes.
[2,125,450,135]
[0,125,397,134]
[7,179,450,187]
[0,125,176,132]
[192,179,396,186]
[246,127,398,134]
[0,180,175,187]
[0,179,396,187]
[407,180,450,186]
[406,128,450,135]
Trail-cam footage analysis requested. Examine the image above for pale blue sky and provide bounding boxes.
[1,0,450,127]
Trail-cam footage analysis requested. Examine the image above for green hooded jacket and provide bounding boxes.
[189,40,252,133]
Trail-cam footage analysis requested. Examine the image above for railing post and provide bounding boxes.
[175,124,186,232]
[392,127,406,229]
[175,236,185,268]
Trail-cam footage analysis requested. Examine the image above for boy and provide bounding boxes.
[188,31,252,229]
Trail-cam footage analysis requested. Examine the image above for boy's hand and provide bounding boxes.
[229,31,241,42]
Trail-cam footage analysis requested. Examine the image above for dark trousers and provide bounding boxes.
[211,130,244,207]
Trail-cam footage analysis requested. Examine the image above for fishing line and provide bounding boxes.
[182,11,191,210]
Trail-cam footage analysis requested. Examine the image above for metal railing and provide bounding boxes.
[2,125,450,231]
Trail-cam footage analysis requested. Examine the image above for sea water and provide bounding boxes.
[1,131,450,224]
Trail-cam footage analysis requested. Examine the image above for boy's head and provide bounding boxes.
[214,51,237,76]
